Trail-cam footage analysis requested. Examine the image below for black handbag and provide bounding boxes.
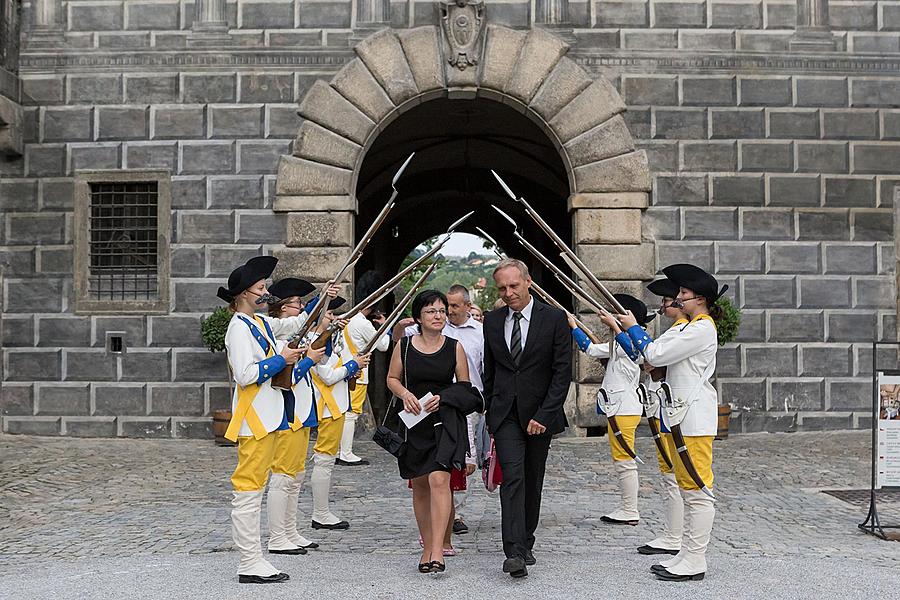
[372,338,409,458]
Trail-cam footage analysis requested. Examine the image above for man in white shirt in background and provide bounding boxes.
[397,283,484,534]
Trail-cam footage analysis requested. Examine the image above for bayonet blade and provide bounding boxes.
[491,205,519,230]
[447,210,475,233]
[392,152,415,189]
[475,226,500,250]
[491,170,519,202]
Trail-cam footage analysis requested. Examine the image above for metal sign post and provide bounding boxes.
[859,341,900,540]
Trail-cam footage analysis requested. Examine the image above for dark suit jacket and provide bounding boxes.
[482,298,572,436]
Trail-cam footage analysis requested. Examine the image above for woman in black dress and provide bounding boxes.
[387,290,470,573]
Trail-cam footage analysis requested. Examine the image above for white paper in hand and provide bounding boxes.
[399,392,433,429]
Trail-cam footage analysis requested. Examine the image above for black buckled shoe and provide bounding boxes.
[335,458,370,466]
[638,544,679,555]
[239,572,289,584]
[600,515,639,526]
[311,519,350,530]
[300,541,320,550]
[655,567,705,582]
[269,546,307,555]
[524,550,536,566]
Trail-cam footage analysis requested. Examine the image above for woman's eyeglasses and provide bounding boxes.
[421,309,447,317]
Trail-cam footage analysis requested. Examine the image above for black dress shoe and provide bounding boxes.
[638,545,679,555]
[269,546,307,555]
[651,564,669,574]
[503,557,528,578]
[524,550,536,566]
[300,542,320,550]
[452,519,469,534]
[601,515,639,526]
[335,458,370,466]
[655,568,705,581]
[311,519,350,530]
[239,572,289,584]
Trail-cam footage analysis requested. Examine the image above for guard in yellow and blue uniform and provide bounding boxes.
[308,297,367,529]
[616,264,725,582]
[265,277,326,555]
[637,278,689,556]
[336,309,391,466]
[218,257,320,584]
[570,294,654,526]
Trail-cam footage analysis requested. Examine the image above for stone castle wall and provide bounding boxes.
[1,0,898,437]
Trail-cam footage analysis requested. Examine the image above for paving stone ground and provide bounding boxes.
[1,431,900,599]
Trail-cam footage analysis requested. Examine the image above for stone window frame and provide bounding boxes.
[73,169,171,315]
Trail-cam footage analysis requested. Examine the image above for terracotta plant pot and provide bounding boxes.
[716,405,732,440]
[213,409,236,446]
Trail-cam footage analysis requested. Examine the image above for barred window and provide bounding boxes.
[75,171,171,314]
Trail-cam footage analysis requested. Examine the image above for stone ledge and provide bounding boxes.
[273,195,356,213]
[569,192,650,210]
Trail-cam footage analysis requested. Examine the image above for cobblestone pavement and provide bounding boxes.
[2,431,900,598]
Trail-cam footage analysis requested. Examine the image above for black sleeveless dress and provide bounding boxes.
[397,336,458,479]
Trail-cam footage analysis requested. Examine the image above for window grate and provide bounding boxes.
[88,181,159,301]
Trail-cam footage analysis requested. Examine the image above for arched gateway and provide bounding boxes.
[272,11,655,431]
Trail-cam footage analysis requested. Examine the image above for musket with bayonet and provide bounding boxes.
[345,260,441,391]
[488,204,642,463]
[491,170,627,316]
[340,212,474,390]
[271,153,415,390]
[475,226,601,342]
[308,211,474,353]
[491,205,619,327]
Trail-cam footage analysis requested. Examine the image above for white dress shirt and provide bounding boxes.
[503,296,534,353]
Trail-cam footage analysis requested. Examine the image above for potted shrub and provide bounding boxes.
[715,296,742,440]
[201,307,235,446]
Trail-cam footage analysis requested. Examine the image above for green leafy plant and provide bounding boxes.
[201,306,232,353]
[715,296,741,346]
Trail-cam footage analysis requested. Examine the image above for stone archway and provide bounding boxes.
[272,22,654,431]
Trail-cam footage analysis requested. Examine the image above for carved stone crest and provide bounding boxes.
[439,0,485,71]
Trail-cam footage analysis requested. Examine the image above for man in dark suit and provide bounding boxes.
[482,258,572,578]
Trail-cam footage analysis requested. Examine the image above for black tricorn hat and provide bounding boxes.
[268,278,315,303]
[647,278,680,299]
[217,256,278,303]
[614,293,655,326]
[662,263,728,303]
[328,296,347,312]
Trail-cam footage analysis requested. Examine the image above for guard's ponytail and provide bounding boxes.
[707,300,724,322]
[268,300,286,317]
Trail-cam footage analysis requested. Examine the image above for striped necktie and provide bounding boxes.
[510,311,523,365]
